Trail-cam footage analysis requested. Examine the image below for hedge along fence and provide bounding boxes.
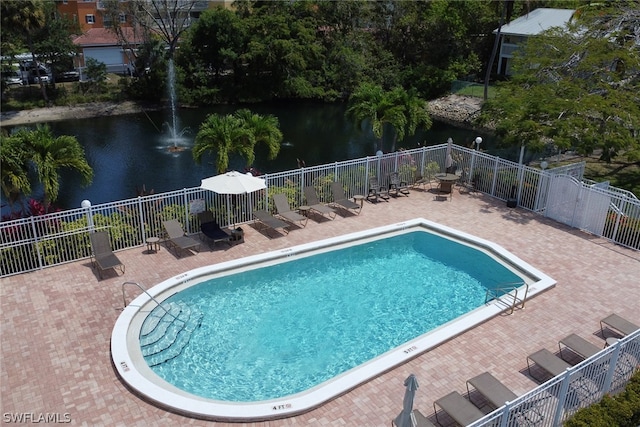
[3,143,639,278]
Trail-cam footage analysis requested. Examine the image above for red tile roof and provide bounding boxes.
[73,27,146,47]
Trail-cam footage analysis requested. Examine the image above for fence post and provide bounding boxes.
[30,216,44,271]
[491,157,499,197]
[498,400,511,427]
[182,188,190,233]
[137,196,146,243]
[602,341,621,393]
[552,368,573,427]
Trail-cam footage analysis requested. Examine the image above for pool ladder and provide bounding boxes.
[121,281,178,320]
[485,281,529,315]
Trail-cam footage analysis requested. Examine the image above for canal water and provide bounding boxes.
[4,102,523,212]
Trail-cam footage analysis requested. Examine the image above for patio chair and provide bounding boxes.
[367,177,389,202]
[388,172,410,197]
[526,348,571,382]
[330,182,362,215]
[272,193,308,227]
[253,209,290,237]
[433,391,484,426]
[89,231,125,279]
[558,334,601,362]
[303,186,337,220]
[197,211,233,248]
[600,313,639,338]
[162,220,201,257]
[466,372,518,410]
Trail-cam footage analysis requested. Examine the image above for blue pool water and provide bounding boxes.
[143,231,521,402]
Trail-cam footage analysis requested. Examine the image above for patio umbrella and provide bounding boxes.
[394,374,419,427]
[445,137,454,170]
[200,171,266,226]
[200,171,266,195]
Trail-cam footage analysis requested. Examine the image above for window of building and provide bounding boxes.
[86,14,95,24]
[119,13,126,23]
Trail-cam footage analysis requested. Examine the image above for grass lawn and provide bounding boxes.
[551,154,640,197]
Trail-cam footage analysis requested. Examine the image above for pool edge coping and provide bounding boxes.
[110,218,556,422]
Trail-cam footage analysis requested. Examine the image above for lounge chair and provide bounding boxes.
[388,172,410,197]
[392,409,435,427]
[272,193,308,227]
[197,211,233,247]
[526,348,571,382]
[89,231,125,279]
[600,313,639,338]
[162,220,201,257]
[303,186,337,219]
[330,182,362,215]
[253,210,289,237]
[367,177,389,202]
[466,372,517,410]
[558,334,601,362]
[433,391,484,426]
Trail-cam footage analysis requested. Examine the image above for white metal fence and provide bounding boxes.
[469,330,640,427]
[1,143,639,278]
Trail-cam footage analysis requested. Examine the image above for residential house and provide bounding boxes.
[495,8,576,76]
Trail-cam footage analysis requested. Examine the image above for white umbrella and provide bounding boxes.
[394,374,419,427]
[200,171,266,195]
[445,137,454,170]
[200,171,266,227]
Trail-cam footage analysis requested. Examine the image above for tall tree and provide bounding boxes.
[346,83,432,152]
[0,0,48,101]
[478,1,640,162]
[16,125,93,209]
[193,109,283,174]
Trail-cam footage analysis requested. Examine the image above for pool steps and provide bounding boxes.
[140,301,203,367]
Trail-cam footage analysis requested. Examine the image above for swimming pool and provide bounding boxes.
[111,219,555,421]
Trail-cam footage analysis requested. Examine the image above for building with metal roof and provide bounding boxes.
[495,8,576,75]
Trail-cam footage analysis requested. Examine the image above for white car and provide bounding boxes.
[2,71,23,86]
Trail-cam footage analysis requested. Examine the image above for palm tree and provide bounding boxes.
[17,125,93,209]
[0,134,32,212]
[234,109,282,166]
[346,83,431,152]
[193,109,283,174]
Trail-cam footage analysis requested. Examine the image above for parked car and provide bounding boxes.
[28,69,49,84]
[55,70,80,82]
[1,71,23,86]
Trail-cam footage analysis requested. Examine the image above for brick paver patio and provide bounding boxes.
[1,188,638,426]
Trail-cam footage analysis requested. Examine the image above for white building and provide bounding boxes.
[495,8,576,76]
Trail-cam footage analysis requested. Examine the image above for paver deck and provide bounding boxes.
[2,189,639,426]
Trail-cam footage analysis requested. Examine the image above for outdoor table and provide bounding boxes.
[434,173,459,193]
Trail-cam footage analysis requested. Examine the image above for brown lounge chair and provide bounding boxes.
[303,186,336,219]
[330,182,362,215]
[367,177,389,202]
[89,231,125,279]
[388,172,410,197]
[272,193,308,227]
[600,313,639,338]
[527,348,571,382]
[434,391,484,426]
[392,409,435,427]
[558,334,601,362]
[466,372,518,410]
[253,210,289,237]
[162,220,201,257]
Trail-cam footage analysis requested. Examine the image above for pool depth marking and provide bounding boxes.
[111,218,555,421]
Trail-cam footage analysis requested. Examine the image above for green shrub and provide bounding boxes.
[565,370,640,427]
